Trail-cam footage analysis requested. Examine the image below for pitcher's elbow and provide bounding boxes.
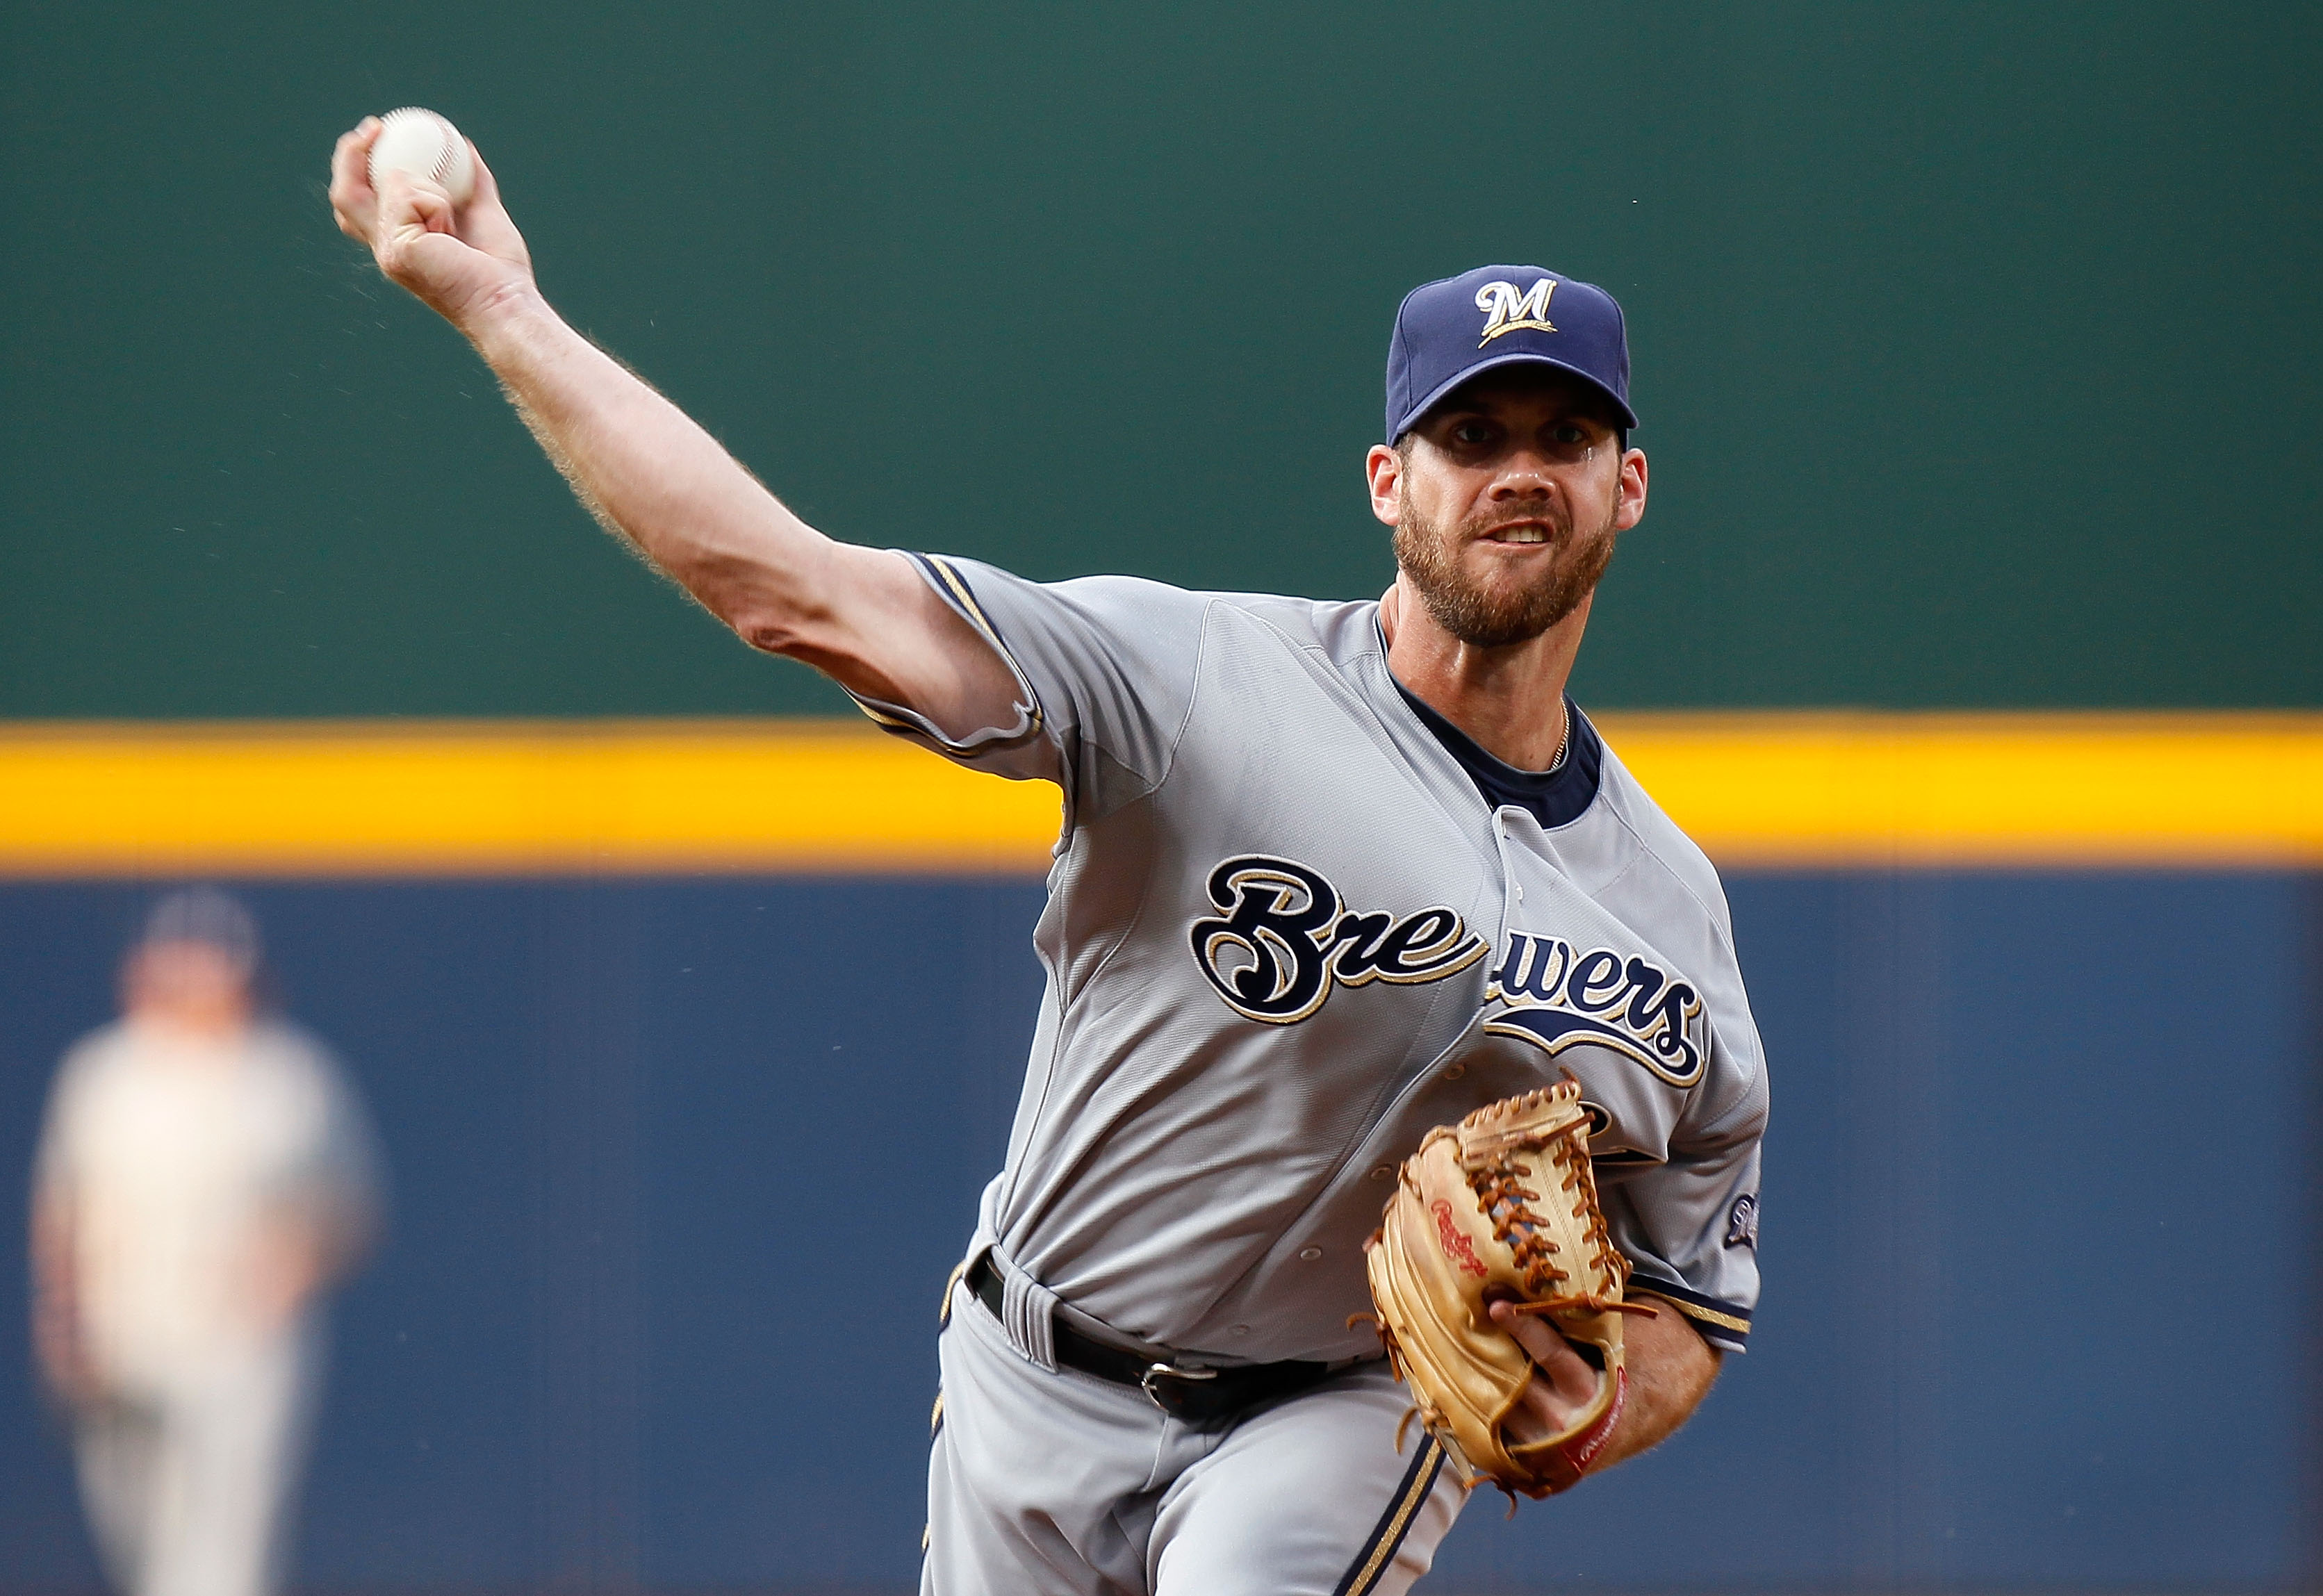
[734,611,805,657]
[730,595,842,661]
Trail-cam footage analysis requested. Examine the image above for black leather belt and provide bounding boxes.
[965,1253,1335,1424]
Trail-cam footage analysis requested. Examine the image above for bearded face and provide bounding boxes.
[1391,477,1620,650]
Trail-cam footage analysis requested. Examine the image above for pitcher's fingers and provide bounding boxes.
[466,142,500,206]
[406,183,456,237]
[371,175,457,279]
[454,145,529,260]
[1548,1351,1603,1410]
[1488,1300,1561,1363]
[370,167,443,235]
[329,120,382,200]
[1489,1303,1600,1402]
[1518,1379,1570,1431]
[1509,1362,1592,1437]
[329,120,384,237]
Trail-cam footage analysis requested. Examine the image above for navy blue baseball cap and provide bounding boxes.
[1385,265,1636,443]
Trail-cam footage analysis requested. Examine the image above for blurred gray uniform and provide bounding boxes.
[863,555,1768,1596]
[35,1019,380,1596]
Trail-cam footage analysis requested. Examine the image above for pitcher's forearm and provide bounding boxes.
[463,287,844,653]
[1596,1293,1721,1470]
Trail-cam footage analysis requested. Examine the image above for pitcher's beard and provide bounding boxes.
[1393,494,1620,649]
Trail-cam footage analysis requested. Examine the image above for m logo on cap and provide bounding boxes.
[1475,279,1557,345]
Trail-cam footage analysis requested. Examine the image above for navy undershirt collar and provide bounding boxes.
[1392,679,1604,830]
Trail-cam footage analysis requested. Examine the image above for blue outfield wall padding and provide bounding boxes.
[0,873,2313,1592]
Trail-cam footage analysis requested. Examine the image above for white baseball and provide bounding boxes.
[368,107,475,206]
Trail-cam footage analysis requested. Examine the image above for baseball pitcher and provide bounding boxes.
[331,117,1766,1596]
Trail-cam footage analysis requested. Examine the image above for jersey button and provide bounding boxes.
[1443,1063,1466,1080]
[1296,1246,1323,1261]
[1369,1166,1392,1181]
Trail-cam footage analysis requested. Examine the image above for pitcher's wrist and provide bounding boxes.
[460,278,557,359]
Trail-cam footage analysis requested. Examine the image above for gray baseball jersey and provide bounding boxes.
[860,553,1767,1365]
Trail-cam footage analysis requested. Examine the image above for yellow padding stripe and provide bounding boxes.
[0,720,1060,877]
[1602,711,2323,866]
[0,714,2315,875]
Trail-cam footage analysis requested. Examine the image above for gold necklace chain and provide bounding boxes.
[1545,706,1571,775]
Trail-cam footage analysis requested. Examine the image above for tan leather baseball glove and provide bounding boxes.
[1362,1077,1646,1502]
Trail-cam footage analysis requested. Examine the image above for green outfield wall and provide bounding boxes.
[5,1,2319,719]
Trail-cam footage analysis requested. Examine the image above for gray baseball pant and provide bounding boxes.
[924,1274,1468,1595]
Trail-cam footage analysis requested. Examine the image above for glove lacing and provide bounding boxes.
[1457,1087,1631,1315]
[1473,1125,1629,1313]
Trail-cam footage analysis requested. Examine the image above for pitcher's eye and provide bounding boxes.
[1552,422,1588,445]
[1451,420,1494,446]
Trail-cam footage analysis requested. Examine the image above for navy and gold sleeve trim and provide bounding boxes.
[1626,1276,1753,1352]
[846,553,1044,755]
[912,553,1024,680]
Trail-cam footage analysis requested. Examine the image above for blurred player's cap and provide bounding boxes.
[138,887,263,974]
[1385,265,1636,443]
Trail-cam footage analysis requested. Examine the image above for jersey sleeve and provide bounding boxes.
[1604,1018,1768,1355]
[848,553,1213,824]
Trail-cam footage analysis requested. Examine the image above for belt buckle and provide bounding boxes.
[1140,1360,1219,1417]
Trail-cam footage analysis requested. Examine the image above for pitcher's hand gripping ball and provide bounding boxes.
[1363,1078,1646,1501]
[368,107,475,205]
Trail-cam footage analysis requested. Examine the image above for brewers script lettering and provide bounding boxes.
[1483,931,1707,1087]
[1188,855,1489,1024]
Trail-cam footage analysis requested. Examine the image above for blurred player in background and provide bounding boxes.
[31,889,383,1596]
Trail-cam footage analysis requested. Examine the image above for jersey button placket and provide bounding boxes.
[1490,809,1525,952]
